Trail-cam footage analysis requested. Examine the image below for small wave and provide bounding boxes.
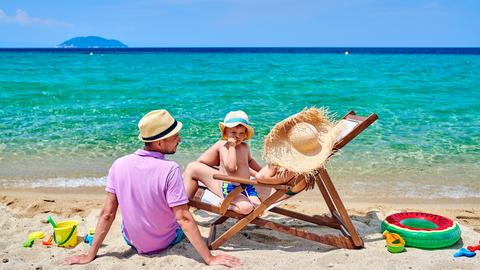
[349,181,480,199]
[398,181,480,199]
[0,177,107,188]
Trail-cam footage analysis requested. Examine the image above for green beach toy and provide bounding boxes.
[23,231,45,248]
[47,216,57,228]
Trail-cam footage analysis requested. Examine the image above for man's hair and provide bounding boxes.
[144,141,154,147]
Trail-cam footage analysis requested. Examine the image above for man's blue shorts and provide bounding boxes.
[122,226,184,252]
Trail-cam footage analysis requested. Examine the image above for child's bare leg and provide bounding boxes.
[254,185,273,202]
[229,195,254,215]
[183,161,222,199]
[248,196,262,208]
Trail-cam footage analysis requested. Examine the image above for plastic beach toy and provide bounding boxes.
[467,241,480,252]
[454,247,476,258]
[42,235,53,246]
[383,231,405,253]
[381,212,461,249]
[53,220,79,248]
[47,216,57,228]
[84,227,95,246]
[23,231,45,247]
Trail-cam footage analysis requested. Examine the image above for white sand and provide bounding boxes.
[0,188,479,270]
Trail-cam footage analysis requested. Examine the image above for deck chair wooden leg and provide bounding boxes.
[318,168,364,248]
[207,216,229,247]
[314,176,337,216]
[210,190,286,249]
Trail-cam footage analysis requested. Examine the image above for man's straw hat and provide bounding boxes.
[219,110,254,140]
[263,107,341,175]
[138,110,183,142]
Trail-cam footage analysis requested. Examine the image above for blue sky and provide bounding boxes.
[0,0,478,47]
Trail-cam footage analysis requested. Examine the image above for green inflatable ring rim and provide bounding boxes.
[381,213,461,249]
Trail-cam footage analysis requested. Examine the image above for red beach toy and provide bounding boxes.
[42,235,53,246]
[467,241,480,252]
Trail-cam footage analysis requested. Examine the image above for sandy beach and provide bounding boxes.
[2,0,479,269]
[0,187,478,270]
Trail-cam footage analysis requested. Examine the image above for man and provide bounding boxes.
[65,109,240,267]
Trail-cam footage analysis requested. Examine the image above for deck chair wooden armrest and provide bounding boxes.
[189,111,378,250]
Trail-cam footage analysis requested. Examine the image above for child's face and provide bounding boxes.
[224,125,247,144]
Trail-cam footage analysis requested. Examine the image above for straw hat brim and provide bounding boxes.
[219,122,254,141]
[263,108,341,174]
[138,121,183,142]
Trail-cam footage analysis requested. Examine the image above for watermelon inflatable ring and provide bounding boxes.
[381,212,461,249]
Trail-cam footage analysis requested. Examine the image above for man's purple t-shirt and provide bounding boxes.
[105,149,188,254]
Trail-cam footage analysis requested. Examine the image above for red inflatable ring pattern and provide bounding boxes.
[385,212,453,231]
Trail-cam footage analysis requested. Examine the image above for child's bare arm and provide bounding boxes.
[220,138,238,173]
[249,167,257,177]
[247,146,262,176]
[248,156,262,173]
[255,165,276,180]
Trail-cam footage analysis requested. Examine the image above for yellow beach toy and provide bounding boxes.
[53,220,79,248]
[383,230,405,253]
[23,231,45,247]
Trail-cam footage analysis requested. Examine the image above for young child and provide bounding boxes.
[217,110,262,214]
[182,110,262,214]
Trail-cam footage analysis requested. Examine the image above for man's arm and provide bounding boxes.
[173,204,240,267]
[65,192,119,265]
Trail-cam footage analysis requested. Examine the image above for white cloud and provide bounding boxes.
[0,9,70,26]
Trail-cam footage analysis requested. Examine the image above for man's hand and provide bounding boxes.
[206,253,241,268]
[64,254,95,265]
[64,192,118,266]
[174,205,241,267]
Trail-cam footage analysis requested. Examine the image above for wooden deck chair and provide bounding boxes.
[189,111,378,250]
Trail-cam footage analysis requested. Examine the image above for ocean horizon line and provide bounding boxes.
[1,47,479,54]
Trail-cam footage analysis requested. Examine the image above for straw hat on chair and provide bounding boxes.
[263,107,342,181]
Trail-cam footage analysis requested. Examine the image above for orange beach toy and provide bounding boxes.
[383,231,405,253]
[42,235,53,246]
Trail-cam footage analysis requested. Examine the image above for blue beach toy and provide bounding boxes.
[84,234,94,246]
[84,228,95,246]
[453,248,476,258]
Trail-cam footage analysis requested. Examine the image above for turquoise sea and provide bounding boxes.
[0,50,479,199]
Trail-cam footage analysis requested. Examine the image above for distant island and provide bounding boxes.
[57,36,127,48]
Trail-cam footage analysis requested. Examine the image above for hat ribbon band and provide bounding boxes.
[224,118,249,125]
[142,120,178,141]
